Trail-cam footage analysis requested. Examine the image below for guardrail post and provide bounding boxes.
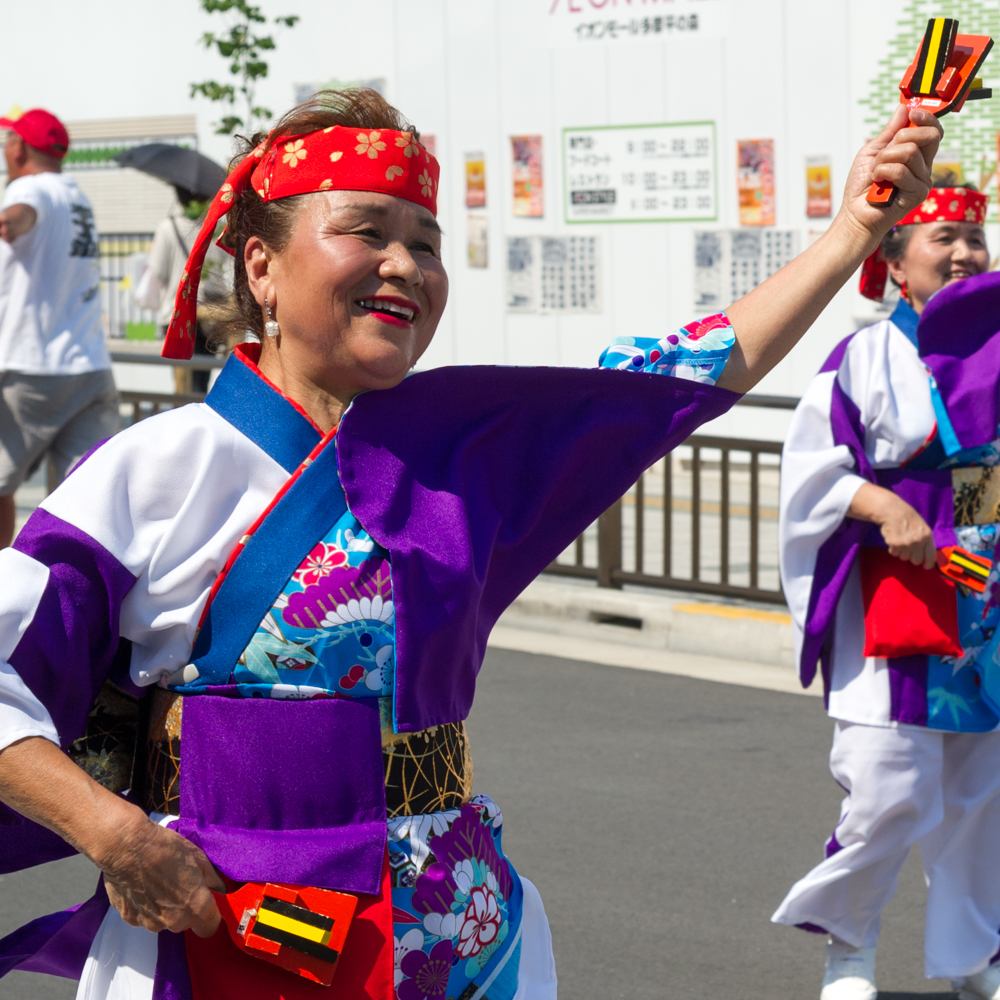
[597,499,623,589]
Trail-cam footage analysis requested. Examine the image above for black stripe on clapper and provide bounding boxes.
[932,19,958,90]
[261,896,335,932]
[911,18,938,94]
[253,922,341,963]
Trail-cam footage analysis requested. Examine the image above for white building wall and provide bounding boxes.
[369,0,948,440]
[0,0,994,438]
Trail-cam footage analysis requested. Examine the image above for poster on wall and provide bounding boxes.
[511,135,544,218]
[931,151,964,186]
[805,157,832,218]
[737,140,775,226]
[693,229,799,310]
[467,214,488,268]
[421,135,436,156]
[465,152,486,208]
[562,121,716,224]
[506,235,601,313]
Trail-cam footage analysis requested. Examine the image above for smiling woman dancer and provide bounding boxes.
[0,90,938,1000]
[773,186,1000,1000]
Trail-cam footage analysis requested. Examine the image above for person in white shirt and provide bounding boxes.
[0,108,118,546]
[143,186,231,393]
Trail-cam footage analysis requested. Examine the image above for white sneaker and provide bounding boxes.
[820,938,877,1000]
[960,962,1000,1000]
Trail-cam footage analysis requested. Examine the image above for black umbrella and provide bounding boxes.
[113,143,227,200]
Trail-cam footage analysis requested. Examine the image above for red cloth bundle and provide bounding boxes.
[860,547,962,658]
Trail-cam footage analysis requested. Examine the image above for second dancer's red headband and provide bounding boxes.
[162,125,439,360]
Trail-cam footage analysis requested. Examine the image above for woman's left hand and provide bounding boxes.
[838,104,942,250]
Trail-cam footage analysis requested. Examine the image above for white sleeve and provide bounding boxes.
[0,403,288,753]
[41,403,289,686]
[839,320,936,469]
[0,549,59,750]
[779,370,867,641]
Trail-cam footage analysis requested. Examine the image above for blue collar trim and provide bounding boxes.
[889,298,919,348]
[888,299,963,456]
[205,353,322,473]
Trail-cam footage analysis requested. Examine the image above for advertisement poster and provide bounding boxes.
[562,121,716,224]
[506,235,601,313]
[511,135,544,217]
[932,152,964,187]
[467,213,488,268]
[694,229,799,310]
[465,152,486,208]
[805,157,831,218]
[737,139,775,226]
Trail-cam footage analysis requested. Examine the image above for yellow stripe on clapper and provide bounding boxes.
[952,554,990,578]
[919,18,946,95]
[255,908,333,947]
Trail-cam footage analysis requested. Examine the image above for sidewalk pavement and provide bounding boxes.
[489,575,821,697]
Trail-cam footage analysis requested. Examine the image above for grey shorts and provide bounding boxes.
[0,369,120,495]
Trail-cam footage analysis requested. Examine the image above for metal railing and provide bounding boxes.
[100,233,156,340]
[112,355,224,427]
[545,393,798,605]
[107,355,798,605]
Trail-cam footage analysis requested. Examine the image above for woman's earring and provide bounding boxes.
[264,298,280,338]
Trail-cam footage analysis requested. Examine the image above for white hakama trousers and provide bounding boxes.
[771,720,1000,979]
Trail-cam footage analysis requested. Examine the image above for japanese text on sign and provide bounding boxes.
[563,122,717,224]
[507,236,601,314]
[694,229,799,310]
[573,15,698,40]
[547,0,728,45]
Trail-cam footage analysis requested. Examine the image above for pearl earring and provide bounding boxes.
[264,299,280,338]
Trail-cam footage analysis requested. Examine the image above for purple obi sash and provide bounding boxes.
[178,695,387,896]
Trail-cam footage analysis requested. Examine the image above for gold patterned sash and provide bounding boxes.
[953,467,1000,526]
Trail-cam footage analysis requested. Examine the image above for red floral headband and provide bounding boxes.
[162,125,440,359]
[859,187,989,301]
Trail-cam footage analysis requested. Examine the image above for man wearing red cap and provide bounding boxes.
[0,108,117,547]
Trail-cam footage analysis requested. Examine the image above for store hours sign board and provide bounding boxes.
[562,121,717,224]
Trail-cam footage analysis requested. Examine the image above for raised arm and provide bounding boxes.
[717,105,941,394]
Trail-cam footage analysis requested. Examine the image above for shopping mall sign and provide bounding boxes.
[548,0,728,45]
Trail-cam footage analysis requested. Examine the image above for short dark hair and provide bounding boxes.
[224,89,418,339]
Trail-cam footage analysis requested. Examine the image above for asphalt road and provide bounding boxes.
[0,649,953,999]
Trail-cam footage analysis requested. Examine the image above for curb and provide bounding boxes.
[487,625,821,697]
[498,577,796,669]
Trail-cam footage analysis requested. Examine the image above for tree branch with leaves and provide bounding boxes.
[191,0,299,136]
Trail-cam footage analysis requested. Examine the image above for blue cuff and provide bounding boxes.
[598,313,735,385]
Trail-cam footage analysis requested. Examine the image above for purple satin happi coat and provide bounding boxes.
[338,365,739,732]
[798,271,1000,690]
